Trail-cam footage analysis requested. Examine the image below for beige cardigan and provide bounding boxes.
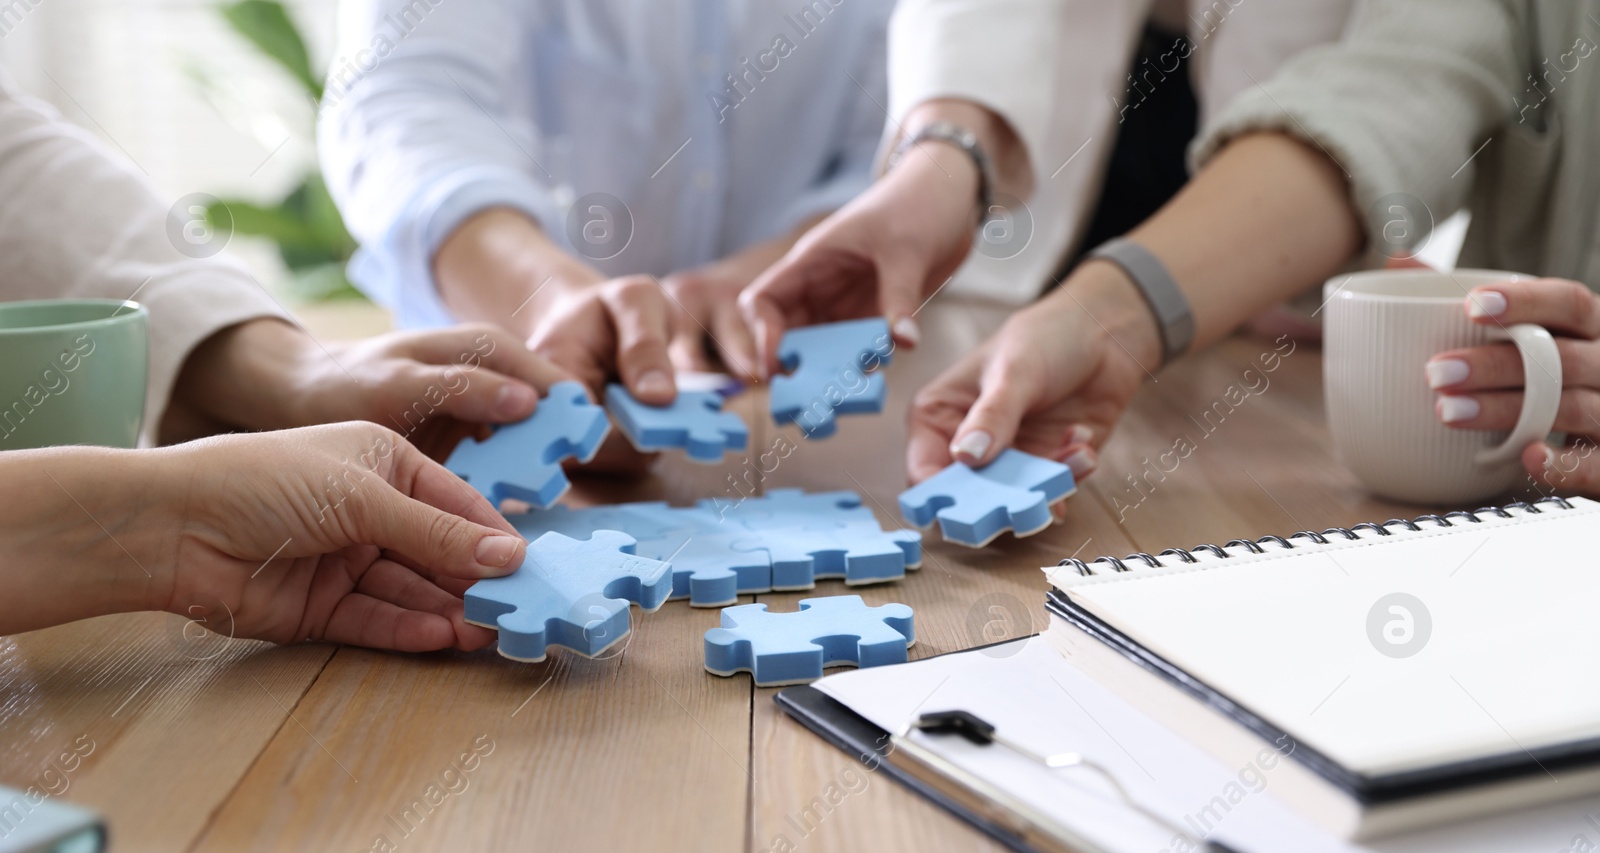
[1194,0,1600,287]
[0,73,288,444]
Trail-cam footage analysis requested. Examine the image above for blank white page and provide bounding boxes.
[1046,498,1600,776]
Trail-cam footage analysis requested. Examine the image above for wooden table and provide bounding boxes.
[1,303,1439,852]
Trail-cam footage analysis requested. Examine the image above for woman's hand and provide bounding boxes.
[906,264,1160,484]
[1427,277,1600,492]
[156,423,525,651]
[0,423,524,652]
[165,320,573,459]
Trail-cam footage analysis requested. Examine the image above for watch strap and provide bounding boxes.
[1087,238,1194,365]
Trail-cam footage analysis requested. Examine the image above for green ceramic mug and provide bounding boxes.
[0,299,148,450]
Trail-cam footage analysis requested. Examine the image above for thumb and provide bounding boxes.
[738,265,796,381]
[347,485,527,581]
[876,253,933,350]
[949,362,1037,468]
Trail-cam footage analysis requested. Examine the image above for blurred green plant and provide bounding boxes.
[201,0,362,301]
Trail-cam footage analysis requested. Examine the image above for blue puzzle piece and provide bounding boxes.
[898,448,1076,547]
[634,532,773,607]
[701,488,880,531]
[732,526,921,589]
[464,531,671,662]
[604,384,749,463]
[770,319,894,439]
[704,595,915,686]
[446,381,610,509]
[509,501,717,543]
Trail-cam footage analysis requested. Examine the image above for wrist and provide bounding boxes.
[433,207,602,337]
[902,99,1028,199]
[0,448,178,630]
[162,317,312,442]
[1052,261,1165,375]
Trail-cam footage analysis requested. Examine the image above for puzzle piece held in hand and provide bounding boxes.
[509,501,716,543]
[733,526,921,590]
[770,319,894,439]
[704,595,915,686]
[634,532,773,607]
[703,488,879,531]
[604,384,749,463]
[446,381,610,509]
[898,448,1076,547]
[464,531,671,662]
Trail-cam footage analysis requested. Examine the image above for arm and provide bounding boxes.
[908,0,1522,480]
[0,424,524,650]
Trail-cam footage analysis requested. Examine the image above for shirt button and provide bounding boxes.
[693,169,716,191]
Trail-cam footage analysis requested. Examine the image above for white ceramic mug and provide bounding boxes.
[1323,269,1562,505]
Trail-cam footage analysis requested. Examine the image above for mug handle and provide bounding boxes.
[1475,323,1563,465]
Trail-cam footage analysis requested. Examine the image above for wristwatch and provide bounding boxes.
[886,121,995,226]
[1086,238,1195,365]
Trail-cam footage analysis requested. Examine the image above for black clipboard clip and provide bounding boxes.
[906,710,1243,853]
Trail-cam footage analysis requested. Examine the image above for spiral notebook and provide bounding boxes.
[1044,496,1600,840]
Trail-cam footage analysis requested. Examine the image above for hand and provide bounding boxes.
[740,143,979,376]
[1426,278,1600,493]
[156,423,525,652]
[164,319,573,460]
[525,274,680,405]
[661,221,822,378]
[906,265,1161,484]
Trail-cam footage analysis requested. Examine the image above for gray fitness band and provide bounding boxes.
[1087,238,1195,365]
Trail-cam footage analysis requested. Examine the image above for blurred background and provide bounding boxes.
[0,0,391,339]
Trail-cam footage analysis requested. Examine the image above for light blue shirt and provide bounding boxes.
[319,0,894,328]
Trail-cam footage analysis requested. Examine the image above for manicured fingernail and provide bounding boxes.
[636,370,672,397]
[1467,290,1507,318]
[1539,444,1557,472]
[494,383,538,419]
[1425,358,1470,389]
[951,430,992,462]
[1067,425,1094,446]
[892,316,921,348]
[475,535,523,572]
[1064,448,1098,477]
[1437,396,1480,424]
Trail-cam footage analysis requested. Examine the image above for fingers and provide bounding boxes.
[738,265,797,380]
[1524,440,1600,495]
[948,355,1041,468]
[1466,278,1600,338]
[356,558,499,650]
[600,276,677,404]
[1428,339,1600,392]
[874,252,930,350]
[1437,387,1600,435]
[711,299,760,379]
[320,592,461,652]
[906,353,983,483]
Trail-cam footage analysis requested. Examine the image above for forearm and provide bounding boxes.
[1058,132,1362,364]
[0,448,172,633]
[899,99,1030,201]
[432,208,604,338]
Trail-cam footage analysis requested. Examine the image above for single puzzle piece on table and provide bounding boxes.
[701,488,880,532]
[508,501,717,543]
[634,531,773,607]
[898,448,1076,547]
[464,531,671,662]
[770,318,894,439]
[446,380,610,509]
[603,383,749,463]
[731,526,922,590]
[704,595,915,686]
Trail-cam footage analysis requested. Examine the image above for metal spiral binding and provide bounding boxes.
[1058,495,1574,577]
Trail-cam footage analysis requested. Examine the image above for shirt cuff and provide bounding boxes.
[349,165,566,329]
[137,266,290,446]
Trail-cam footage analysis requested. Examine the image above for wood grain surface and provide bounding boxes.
[0,301,1457,852]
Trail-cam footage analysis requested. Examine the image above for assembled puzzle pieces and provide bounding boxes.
[509,501,716,543]
[898,448,1076,547]
[634,531,773,607]
[704,595,915,686]
[604,383,748,463]
[770,318,894,439]
[704,488,879,531]
[446,380,609,509]
[733,526,921,589]
[464,531,671,662]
